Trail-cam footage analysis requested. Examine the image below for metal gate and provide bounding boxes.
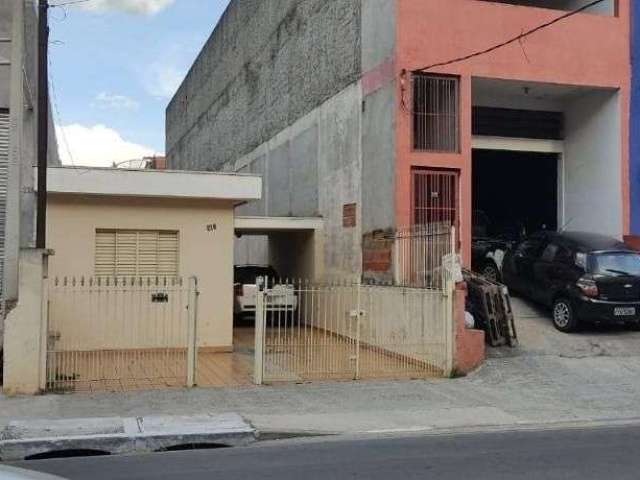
[412,168,459,228]
[46,276,198,392]
[253,279,455,384]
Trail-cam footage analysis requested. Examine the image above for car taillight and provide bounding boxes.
[234,284,243,296]
[577,276,599,298]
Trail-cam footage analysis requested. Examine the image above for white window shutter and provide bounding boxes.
[95,230,179,277]
[95,231,117,276]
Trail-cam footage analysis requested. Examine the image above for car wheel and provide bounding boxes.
[552,298,578,333]
[481,261,501,283]
[627,321,640,331]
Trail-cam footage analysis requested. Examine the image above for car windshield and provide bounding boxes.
[590,253,640,276]
[235,267,279,284]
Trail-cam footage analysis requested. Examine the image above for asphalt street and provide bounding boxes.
[11,424,640,480]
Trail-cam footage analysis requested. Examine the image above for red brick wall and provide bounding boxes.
[362,231,393,282]
[454,283,485,375]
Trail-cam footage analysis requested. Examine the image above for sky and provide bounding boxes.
[48,0,230,167]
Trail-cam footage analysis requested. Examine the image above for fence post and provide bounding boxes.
[254,276,266,385]
[443,225,457,377]
[38,274,49,392]
[443,278,455,377]
[187,276,199,388]
[354,279,362,380]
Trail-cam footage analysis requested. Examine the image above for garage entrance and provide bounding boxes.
[472,150,560,238]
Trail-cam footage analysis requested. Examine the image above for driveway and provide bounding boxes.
[497,296,640,359]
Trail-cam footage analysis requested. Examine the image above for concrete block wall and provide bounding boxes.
[166,0,404,281]
[166,0,362,172]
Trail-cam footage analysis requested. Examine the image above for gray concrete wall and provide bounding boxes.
[361,83,396,234]
[167,0,400,280]
[360,0,397,235]
[361,0,395,72]
[166,0,362,171]
[231,83,363,279]
[563,90,622,238]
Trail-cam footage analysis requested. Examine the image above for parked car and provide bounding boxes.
[502,231,640,332]
[472,210,519,282]
[233,265,298,317]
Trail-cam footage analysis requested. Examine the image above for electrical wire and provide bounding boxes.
[49,0,94,8]
[48,55,77,168]
[413,0,607,72]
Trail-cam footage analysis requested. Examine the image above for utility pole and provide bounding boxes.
[36,0,49,249]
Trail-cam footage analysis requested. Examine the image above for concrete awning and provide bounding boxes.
[234,216,324,235]
[40,166,262,204]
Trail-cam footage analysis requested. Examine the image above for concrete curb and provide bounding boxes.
[0,413,256,461]
[257,416,640,441]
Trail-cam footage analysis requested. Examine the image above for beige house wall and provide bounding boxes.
[47,194,236,350]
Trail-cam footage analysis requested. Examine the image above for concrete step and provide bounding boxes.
[0,413,255,461]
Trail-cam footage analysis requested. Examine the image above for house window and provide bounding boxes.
[413,74,460,152]
[95,229,179,277]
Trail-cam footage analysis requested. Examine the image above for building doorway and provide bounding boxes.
[472,149,560,239]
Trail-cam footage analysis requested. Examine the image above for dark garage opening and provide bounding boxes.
[473,149,559,238]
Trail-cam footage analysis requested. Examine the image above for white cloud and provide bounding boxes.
[92,92,140,111]
[56,124,159,168]
[76,0,175,15]
[144,62,185,99]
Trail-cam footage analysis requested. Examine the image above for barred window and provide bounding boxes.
[95,229,179,277]
[413,74,460,152]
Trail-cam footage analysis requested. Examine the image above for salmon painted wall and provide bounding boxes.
[395,0,631,263]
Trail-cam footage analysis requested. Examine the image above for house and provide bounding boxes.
[3,165,480,395]
[166,0,636,280]
[2,166,261,394]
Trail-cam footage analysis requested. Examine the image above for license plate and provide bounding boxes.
[614,307,636,317]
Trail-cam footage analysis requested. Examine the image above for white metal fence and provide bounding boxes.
[46,276,198,392]
[254,224,457,384]
[392,224,456,289]
[254,278,454,384]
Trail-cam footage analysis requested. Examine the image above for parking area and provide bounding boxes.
[501,296,640,359]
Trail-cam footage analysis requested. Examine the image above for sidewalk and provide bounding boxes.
[2,353,640,436]
[2,298,640,437]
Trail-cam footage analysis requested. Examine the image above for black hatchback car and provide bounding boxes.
[502,231,640,332]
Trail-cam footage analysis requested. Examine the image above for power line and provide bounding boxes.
[49,0,94,8]
[48,55,76,167]
[413,0,607,72]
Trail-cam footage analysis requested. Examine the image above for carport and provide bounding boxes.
[234,216,325,281]
[225,216,325,387]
